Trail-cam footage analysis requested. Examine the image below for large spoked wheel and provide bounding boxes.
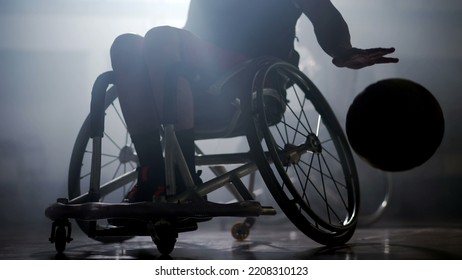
[247,60,360,246]
[68,85,138,242]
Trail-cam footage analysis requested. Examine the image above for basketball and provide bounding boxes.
[346,78,444,172]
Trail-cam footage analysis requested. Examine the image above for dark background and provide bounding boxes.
[0,0,461,233]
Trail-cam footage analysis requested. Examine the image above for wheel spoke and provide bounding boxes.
[298,158,347,189]
[101,157,119,170]
[101,153,118,159]
[316,114,321,136]
[112,162,122,179]
[285,99,312,134]
[292,159,344,224]
[277,120,308,139]
[291,86,313,132]
[319,153,348,209]
[111,102,127,129]
[251,62,358,241]
[104,132,122,150]
[317,154,331,224]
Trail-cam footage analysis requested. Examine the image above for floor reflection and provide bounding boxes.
[2,223,462,260]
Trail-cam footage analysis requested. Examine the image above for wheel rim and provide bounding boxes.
[250,61,359,239]
[67,86,139,237]
[68,87,138,203]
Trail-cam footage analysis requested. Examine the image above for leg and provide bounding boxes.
[144,26,249,183]
[110,33,166,199]
[109,29,204,199]
[143,26,250,130]
[109,27,249,199]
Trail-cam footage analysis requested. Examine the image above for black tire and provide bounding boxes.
[151,221,178,255]
[54,226,67,254]
[246,60,360,246]
[231,222,250,241]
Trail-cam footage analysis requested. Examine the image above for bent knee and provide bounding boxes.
[144,26,181,45]
[143,26,183,62]
[110,33,144,62]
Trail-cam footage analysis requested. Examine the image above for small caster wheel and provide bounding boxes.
[231,222,250,241]
[54,226,68,253]
[155,237,177,256]
[149,220,178,255]
[49,219,73,254]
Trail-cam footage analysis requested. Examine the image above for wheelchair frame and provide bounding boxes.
[46,57,361,255]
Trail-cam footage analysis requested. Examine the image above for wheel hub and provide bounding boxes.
[284,144,302,165]
[306,133,323,154]
[118,146,137,164]
[281,133,323,166]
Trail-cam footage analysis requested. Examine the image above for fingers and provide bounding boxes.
[366,47,396,55]
[365,47,399,62]
[373,56,400,64]
[333,47,399,69]
[365,49,399,65]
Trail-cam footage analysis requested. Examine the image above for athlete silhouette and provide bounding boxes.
[109,0,398,201]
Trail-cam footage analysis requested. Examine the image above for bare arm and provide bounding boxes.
[293,0,352,57]
[293,0,398,69]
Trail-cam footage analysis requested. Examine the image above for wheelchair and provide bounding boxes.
[45,57,360,255]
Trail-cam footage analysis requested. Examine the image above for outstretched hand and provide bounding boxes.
[332,47,399,69]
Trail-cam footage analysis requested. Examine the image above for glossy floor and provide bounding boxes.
[1,219,461,260]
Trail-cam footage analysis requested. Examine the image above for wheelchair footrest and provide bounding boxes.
[45,200,275,221]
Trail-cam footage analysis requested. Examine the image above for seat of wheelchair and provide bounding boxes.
[194,87,286,140]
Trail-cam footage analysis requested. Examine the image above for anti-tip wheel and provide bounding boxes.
[231,222,250,241]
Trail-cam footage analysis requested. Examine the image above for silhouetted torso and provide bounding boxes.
[184,0,302,60]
